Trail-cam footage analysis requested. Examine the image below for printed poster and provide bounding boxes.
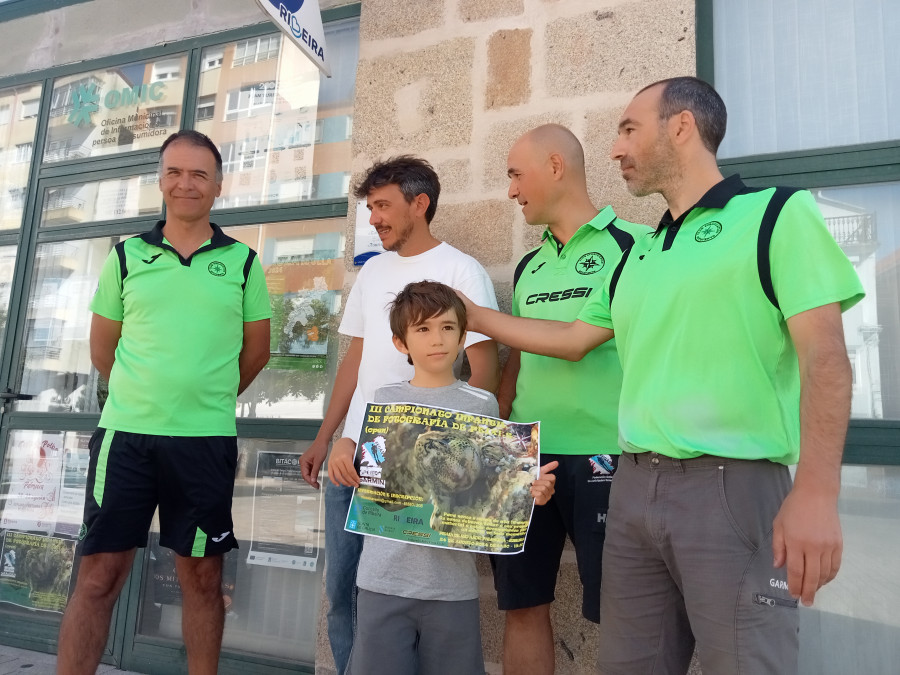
[247,452,323,571]
[0,432,64,535]
[0,531,75,613]
[344,402,540,554]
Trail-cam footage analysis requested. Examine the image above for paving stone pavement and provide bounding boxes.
[0,644,140,675]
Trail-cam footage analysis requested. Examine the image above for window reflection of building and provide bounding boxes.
[0,84,41,230]
[194,20,358,211]
[18,239,116,415]
[232,36,280,67]
[814,184,900,422]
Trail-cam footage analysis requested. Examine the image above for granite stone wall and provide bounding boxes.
[325,1,696,673]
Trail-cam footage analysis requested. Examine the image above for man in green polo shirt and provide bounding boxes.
[461,78,864,674]
[57,130,271,675]
[492,124,647,674]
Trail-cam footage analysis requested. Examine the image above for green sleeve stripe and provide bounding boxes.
[191,528,208,557]
[92,429,115,508]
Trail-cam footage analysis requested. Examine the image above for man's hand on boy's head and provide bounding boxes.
[531,460,559,506]
[328,437,361,488]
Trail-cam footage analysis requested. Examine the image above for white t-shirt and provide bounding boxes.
[339,243,498,442]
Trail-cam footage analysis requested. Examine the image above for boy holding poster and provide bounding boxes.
[329,281,557,675]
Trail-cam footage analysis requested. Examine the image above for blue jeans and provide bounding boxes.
[325,481,364,675]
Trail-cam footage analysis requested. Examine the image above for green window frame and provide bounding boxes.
[0,6,360,669]
[695,0,900,465]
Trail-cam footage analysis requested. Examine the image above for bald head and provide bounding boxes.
[507,124,595,228]
[516,124,586,179]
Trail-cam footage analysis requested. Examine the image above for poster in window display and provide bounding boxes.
[0,531,75,613]
[247,452,322,571]
[0,432,65,535]
[344,403,541,554]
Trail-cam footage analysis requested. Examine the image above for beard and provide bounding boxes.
[384,218,415,252]
[623,133,679,198]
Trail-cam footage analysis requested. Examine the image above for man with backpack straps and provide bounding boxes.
[493,124,648,674]
[461,79,864,674]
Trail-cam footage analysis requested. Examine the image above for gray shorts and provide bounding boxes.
[349,589,484,675]
[597,452,799,675]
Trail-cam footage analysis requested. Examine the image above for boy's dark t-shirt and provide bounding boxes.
[354,380,499,601]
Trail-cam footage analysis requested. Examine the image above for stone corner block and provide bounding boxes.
[459,0,524,23]
[545,2,695,97]
[352,38,476,156]
[359,0,443,41]
[430,200,515,266]
[486,28,532,110]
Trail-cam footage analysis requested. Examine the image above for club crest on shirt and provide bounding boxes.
[695,221,723,242]
[576,252,605,275]
[208,261,227,276]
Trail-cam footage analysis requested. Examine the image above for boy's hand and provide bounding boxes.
[531,460,559,506]
[328,437,361,488]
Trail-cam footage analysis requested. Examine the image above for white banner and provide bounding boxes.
[254,0,331,77]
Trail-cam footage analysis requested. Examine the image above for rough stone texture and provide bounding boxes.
[459,0,524,23]
[545,1,694,97]
[435,158,472,194]
[481,113,573,191]
[492,280,513,316]
[430,199,515,266]
[353,38,476,157]
[584,106,666,227]
[359,0,443,41]
[486,29,532,109]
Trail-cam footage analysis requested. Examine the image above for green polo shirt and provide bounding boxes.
[511,206,647,455]
[91,221,272,436]
[578,176,864,465]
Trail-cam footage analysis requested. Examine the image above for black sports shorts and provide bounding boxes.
[79,428,238,557]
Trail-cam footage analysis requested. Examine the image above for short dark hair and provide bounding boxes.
[353,155,441,224]
[159,130,223,182]
[389,281,467,365]
[640,77,727,154]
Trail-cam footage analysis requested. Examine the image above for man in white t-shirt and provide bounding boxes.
[299,155,500,674]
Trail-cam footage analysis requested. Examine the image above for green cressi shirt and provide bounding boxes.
[578,176,865,465]
[90,221,272,436]
[510,206,648,455]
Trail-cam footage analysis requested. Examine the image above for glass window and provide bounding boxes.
[196,95,215,121]
[44,55,188,163]
[135,439,323,664]
[0,429,90,619]
[816,182,900,421]
[19,99,38,119]
[13,142,31,163]
[713,0,900,158]
[196,19,359,209]
[798,464,900,674]
[15,235,133,413]
[0,83,42,231]
[0,245,15,347]
[227,219,346,420]
[39,172,161,228]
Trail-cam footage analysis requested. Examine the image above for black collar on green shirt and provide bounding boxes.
[655,174,746,251]
[140,220,237,266]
